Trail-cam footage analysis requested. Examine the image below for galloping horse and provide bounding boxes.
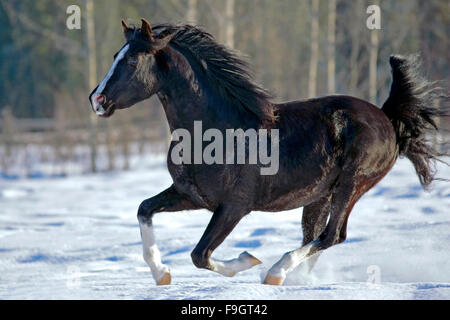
[89,19,448,285]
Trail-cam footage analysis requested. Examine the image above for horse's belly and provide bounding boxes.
[258,190,314,211]
[256,182,330,212]
[255,162,340,212]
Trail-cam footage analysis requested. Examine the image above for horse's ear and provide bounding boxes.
[151,33,175,52]
[141,18,153,40]
[121,19,130,32]
[121,19,133,40]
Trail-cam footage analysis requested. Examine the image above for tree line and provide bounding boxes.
[0,0,448,175]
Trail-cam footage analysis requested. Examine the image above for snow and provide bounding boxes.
[0,156,449,300]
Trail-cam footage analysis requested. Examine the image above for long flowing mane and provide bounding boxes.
[152,24,276,123]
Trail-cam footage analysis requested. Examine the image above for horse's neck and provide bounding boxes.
[157,59,207,132]
[157,47,259,133]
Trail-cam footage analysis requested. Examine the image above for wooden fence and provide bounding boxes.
[0,107,169,177]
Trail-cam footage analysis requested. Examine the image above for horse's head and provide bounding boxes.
[89,19,173,117]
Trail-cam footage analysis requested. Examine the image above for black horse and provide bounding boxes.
[89,19,448,285]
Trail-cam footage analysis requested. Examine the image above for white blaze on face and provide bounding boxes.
[91,44,130,115]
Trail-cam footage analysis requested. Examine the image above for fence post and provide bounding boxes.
[0,107,16,176]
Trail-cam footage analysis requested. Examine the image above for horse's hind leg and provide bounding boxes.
[191,204,262,277]
[301,194,332,273]
[138,185,200,285]
[263,181,362,286]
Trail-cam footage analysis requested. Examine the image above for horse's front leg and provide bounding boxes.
[191,204,262,277]
[137,185,200,285]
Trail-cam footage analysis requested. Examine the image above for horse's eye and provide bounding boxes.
[127,57,138,66]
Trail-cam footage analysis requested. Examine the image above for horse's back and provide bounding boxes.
[277,95,391,128]
[276,95,397,154]
[256,95,398,211]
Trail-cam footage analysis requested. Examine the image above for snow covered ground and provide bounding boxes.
[0,156,449,300]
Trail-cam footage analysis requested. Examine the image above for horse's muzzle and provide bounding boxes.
[90,93,108,116]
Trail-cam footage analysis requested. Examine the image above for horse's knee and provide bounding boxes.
[191,250,209,269]
[137,199,153,223]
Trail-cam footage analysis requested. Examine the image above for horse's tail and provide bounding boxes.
[382,54,449,189]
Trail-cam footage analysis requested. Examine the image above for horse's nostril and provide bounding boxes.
[94,94,105,105]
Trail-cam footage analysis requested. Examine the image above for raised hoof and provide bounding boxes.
[156,272,171,286]
[263,274,284,286]
[241,251,262,267]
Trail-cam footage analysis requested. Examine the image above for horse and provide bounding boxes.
[89,19,448,286]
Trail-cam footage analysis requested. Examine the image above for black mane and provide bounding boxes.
[151,24,276,123]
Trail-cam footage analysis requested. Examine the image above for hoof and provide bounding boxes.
[241,251,262,267]
[263,273,284,286]
[156,272,171,286]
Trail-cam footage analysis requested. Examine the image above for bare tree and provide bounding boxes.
[327,0,336,94]
[119,112,132,171]
[225,0,235,48]
[106,117,116,172]
[186,0,198,24]
[0,107,16,176]
[308,0,319,98]
[369,0,380,104]
[348,1,364,96]
[85,0,98,172]
[101,0,120,172]
[52,104,70,176]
